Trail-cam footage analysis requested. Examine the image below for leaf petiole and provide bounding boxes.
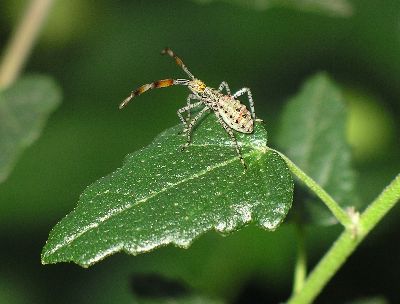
[271,149,351,228]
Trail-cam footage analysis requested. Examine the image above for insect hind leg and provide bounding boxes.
[233,87,256,120]
[215,113,247,169]
[218,81,231,95]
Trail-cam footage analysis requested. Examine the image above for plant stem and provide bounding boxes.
[360,174,400,234]
[292,224,307,295]
[287,174,400,304]
[272,149,351,227]
[0,0,55,89]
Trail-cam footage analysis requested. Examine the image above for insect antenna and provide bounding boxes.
[119,78,189,109]
[161,47,194,80]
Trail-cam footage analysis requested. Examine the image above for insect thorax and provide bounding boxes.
[188,79,207,94]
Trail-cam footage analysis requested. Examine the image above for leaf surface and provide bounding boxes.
[0,75,61,183]
[278,72,357,224]
[42,115,293,267]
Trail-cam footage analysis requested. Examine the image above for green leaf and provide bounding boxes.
[193,0,353,17]
[277,72,357,225]
[42,115,293,267]
[0,75,61,183]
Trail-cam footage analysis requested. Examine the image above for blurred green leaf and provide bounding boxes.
[193,0,353,17]
[0,75,61,184]
[42,115,293,267]
[277,72,357,225]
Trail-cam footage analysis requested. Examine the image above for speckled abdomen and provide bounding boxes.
[217,95,254,133]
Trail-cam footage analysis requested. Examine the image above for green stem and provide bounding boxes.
[292,224,307,295]
[360,174,400,233]
[0,0,55,89]
[287,174,400,304]
[272,149,351,227]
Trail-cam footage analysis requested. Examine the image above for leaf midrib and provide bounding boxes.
[44,149,261,257]
[301,77,327,171]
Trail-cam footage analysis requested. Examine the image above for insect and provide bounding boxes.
[120,48,257,169]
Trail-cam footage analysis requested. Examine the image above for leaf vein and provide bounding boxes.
[45,150,257,256]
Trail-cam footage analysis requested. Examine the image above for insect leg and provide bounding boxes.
[233,87,256,120]
[214,113,247,169]
[177,100,202,128]
[218,81,231,95]
[184,94,200,124]
[181,106,210,151]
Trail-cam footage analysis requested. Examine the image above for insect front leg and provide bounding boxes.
[214,113,247,169]
[177,100,202,130]
[218,81,231,95]
[184,94,200,124]
[233,87,256,120]
[181,106,210,151]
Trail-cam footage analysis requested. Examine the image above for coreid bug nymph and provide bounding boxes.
[120,48,258,169]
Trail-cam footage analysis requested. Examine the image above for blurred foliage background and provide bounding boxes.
[0,0,399,303]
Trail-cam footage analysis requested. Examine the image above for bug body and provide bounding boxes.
[213,93,253,133]
[120,48,257,168]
